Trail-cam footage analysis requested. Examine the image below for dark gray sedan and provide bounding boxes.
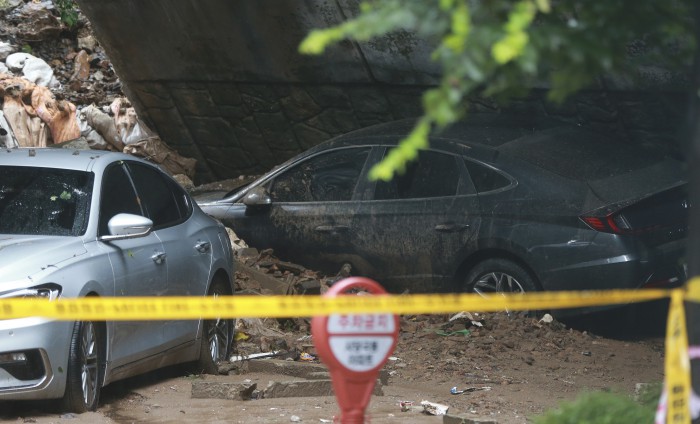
[198,119,687,304]
[0,148,235,412]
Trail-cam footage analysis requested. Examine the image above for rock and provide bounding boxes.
[22,56,54,87]
[191,380,257,400]
[443,414,499,424]
[247,358,328,380]
[5,52,34,72]
[173,174,194,190]
[71,50,90,82]
[0,0,21,11]
[12,3,62,42]
[276,260,306,274]
[262,379,383,399]
[77,34,97,52]
[236,247,259,258]
[295,279,321,295]
[0,41,14,60]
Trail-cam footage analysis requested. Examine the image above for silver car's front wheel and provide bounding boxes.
[62,320,103,412]
[206,313,230,364]
[195,280,234,374]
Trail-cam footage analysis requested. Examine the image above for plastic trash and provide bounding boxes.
[450,386,492,394]
[420,400,449,415]
[299,352,316,361]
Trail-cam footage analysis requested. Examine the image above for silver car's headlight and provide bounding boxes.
[0,283,62,301]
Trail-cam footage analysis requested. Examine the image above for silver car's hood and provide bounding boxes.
[0,236,87,282]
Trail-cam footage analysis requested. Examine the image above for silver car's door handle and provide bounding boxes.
[315,225,349,234]
[151,252,166,264]
[195,241,211,253]
[434,223,470,232]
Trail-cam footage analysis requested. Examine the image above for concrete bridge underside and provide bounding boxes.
[75,0,686,183]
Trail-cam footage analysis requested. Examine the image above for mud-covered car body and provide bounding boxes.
[0,148,234,411]
[198,119,687,302]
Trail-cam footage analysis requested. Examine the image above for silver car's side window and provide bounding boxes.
[126,162,187,230]
[99,164,142,236]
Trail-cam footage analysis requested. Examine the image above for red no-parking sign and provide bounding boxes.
[311,277,399,424]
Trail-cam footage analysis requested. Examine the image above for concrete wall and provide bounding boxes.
[74,0,689,183]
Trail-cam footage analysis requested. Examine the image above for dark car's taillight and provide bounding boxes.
[580,213,633,234]
[581,211,672,235]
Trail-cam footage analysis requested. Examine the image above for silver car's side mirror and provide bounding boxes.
[243,186,272,207]
[99,213,153,241]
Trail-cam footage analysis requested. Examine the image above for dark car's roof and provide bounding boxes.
[328,115,558,149]
[325,118,682,182]
[499,126,683,181]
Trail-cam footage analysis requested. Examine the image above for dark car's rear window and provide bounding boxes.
[500,128,672,181]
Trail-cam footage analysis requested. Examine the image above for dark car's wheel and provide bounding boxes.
[464,258,537,295]
[61,320,103,413]
[195,280,234,374]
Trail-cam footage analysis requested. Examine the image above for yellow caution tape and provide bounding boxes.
[0,278,698,424]
[665,288,691,424]
[0,287,673,321]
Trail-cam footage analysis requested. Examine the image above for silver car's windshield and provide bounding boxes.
[0,166,93,236]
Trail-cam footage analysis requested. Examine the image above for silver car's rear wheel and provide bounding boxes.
[62,320,103,412]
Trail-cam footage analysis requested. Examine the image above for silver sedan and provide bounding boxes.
[0,148,235,412]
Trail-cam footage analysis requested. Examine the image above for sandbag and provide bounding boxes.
[79,104,123,150]
[32,85,80,144]
[123,138,197,179]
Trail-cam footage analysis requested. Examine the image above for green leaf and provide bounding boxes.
[492,32,529,64]
[368,119,431,181]
[299,30,340,55]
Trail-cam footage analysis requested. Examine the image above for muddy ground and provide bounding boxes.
[2,301,667,424]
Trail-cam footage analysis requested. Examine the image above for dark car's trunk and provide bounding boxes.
[584,161,688,246]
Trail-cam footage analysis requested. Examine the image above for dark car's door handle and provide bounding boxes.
[315,225,350,234]
[434,223,470,232]
[195,241,211,253]
[151,252,167,264]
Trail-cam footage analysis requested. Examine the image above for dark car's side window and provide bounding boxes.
[464,159,512,193]
[99,164,142,236]
[269,147,371,202]
[374,150,460,200]
[127,162,186,229]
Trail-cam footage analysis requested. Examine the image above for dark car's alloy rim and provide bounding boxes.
[473,272,526,295]
[207,293,230,363]
[80,321,99,407]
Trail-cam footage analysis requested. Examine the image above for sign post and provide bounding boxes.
[311,277,399,424]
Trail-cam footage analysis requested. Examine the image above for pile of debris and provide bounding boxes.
[0,0,196,181]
